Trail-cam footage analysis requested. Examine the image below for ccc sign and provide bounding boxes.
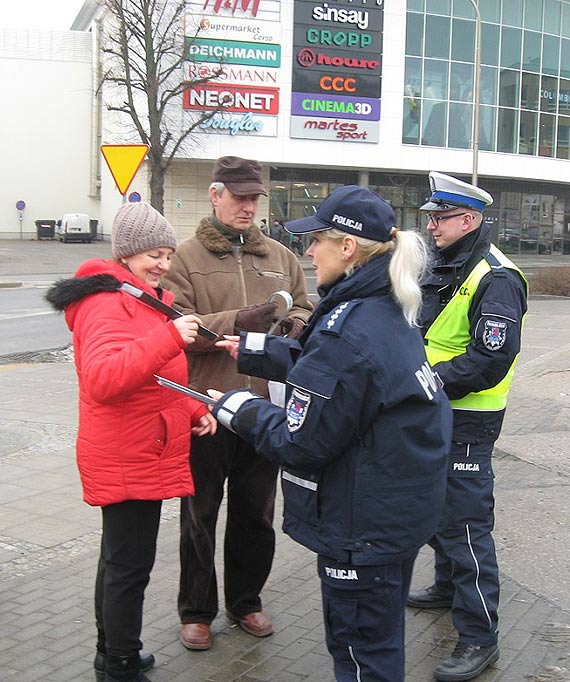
[319,75,356,92]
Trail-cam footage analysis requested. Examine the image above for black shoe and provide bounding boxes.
[434,643,499,681]
[102,654,152,682]
[94,651,155,680]
[406,584,453,609]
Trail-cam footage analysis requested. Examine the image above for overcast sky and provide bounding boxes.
[0,0,85,30]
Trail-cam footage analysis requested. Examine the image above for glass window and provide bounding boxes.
[480,66,498,104]
[562,39,570,78]
[523,31,542,72]
[425,16,451,57]
[452,18,475,61]
[501,27,522,68]
[556,115,570,158]
[406,12,424,56]
[479,105,496,150]
[539,113,556,156]
[448,102,472,148]
[519,110,538,153]
[540,75,558,112]
[452,0,474,19]
[424,59,449,98]
[524,0,543,31]
[502,0,523,27]
[544,0,562,35]
[559,78,570,115]
[521,72,540,109]
[408,0,425,10]
[422,100,448,145]
[498,107,519,152]
[405,57,423,97]
[450,62,474,101]
[563,2,570,38]
[481,23,500,65]
[499,70,520,107]
[427,0,451,14]
[479,0,500,23]
[542,35,560,76]
[403,98,422,144]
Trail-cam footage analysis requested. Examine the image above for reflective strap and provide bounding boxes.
[244,332,267,353]
[217,390,258,432]
[282,470,318,491]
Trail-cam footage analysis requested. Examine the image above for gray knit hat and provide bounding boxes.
[112,203,177,259]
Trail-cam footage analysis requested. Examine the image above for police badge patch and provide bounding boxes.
[482,319,507,350]
[286,388,311,432]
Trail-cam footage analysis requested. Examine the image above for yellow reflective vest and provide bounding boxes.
[424,245,528,411]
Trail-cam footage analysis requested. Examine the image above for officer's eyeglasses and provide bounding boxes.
[426,213,468,226]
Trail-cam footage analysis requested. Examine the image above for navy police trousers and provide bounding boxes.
[430,437,500,647]
[318,554,416,682]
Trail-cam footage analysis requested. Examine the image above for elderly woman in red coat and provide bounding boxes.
[47,203,216,682]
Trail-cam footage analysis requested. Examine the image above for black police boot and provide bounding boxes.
[434,642,500,681]
[94,650,155,681]
[406,584,453,608]
[103,653,152,682]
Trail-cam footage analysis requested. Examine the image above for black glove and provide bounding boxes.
[234,302,279,334]
[279,317,306,339]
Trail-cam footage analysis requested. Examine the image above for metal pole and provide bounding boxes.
[469,0,481,186]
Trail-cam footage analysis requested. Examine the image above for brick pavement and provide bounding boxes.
[1,240,570,680]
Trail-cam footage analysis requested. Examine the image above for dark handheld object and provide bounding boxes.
[154,375,218,404]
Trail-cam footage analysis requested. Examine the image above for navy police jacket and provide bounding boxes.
[214,255,452,565]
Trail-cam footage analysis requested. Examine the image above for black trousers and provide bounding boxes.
[95,499,162,656]
[178,427,278,623]
[319,554,416,682]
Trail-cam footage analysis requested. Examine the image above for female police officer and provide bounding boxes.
[209,186,452,682]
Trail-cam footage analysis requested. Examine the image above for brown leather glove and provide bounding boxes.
[279,317,306,339]
[234,302,279,333]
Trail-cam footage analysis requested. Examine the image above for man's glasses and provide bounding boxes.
[426,212,468,227]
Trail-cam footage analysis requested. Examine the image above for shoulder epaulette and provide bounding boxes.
[317,299,362,335]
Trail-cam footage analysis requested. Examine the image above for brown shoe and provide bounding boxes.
[180,623,212,650]
[226,610,274,637]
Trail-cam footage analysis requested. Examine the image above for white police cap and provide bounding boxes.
[420,171,493,212]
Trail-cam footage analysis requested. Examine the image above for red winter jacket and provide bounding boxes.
[52,258,207,507]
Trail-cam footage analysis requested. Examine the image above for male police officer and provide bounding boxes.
[407,172,528,681]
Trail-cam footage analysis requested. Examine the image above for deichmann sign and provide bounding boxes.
[291,0,384,143]
[290,116,379,143]
[185,37,281,66]
[183,82,279,115]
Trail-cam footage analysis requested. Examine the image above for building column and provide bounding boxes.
[358,170,369,188]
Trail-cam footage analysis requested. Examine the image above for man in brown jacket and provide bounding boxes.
[162,156,313,651]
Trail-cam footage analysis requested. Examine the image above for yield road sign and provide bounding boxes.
[101,144,150,195]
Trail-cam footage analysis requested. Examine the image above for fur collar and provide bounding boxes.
[195,216,270,257]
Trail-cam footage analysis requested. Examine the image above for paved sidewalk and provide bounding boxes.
[1,240,570,681]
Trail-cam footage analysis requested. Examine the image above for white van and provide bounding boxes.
[56,213,91,243]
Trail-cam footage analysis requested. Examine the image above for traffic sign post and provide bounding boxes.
[100,144,150,198]
[16,200,26,240]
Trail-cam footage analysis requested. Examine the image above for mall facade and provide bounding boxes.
[3,0,570,256]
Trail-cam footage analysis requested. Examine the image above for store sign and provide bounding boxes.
[290,0,384,143]
[292,70,381,98]
[291,92,380,121]
[185,37,281,66]
[186,14,280,44]
[184,82,279,114]
[188,63,278,85]
[198,112,278,136]
[290,116,379,143]
[188,0,280,22]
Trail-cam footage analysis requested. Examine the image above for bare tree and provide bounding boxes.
[100,0,223,212]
